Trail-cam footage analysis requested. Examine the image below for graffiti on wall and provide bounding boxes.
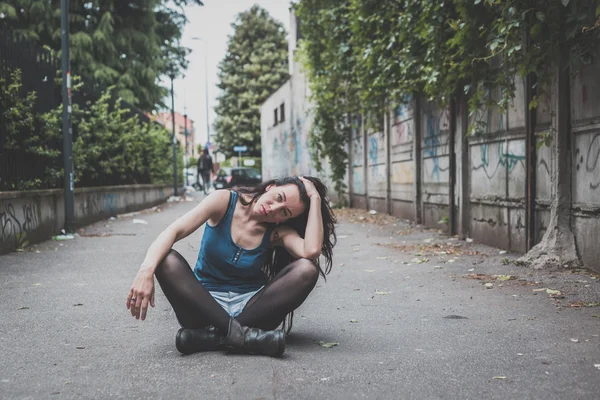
[472,141,526,180]
[79,193,119,217]
[423,109,450,182]
[576,133,600,190]
[470,105,525,180]
[392,100,413,146]
[0,201,40,249]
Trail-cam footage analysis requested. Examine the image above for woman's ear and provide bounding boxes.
[265,184,273,192]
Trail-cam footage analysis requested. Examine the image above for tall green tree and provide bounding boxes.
[213,5,289,157]
[0,0,203,111]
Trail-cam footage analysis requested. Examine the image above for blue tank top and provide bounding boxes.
[193,191,273,293]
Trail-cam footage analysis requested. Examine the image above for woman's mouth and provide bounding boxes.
[261,205,268,217]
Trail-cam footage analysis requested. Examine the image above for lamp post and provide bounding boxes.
[169,73,178,196]
[191,37,210,146]
[61,0,74,233]
[184,110,189,187]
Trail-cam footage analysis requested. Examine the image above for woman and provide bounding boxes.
[126,176,336,357]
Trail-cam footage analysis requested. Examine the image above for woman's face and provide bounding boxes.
[254,184,307,224]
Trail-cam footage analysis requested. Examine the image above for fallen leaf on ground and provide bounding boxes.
[546,289,561,295]
[533,288,548,292]
[76,346,85,350]
[375,291,390,295]
[318,342,339,348]
[594,364,600,370]
[350,319,359,323]
[17,306,29,310]
[495,275,515,281]
[484,283,494,289]
[492,376,506,380]
[570,338,579,343]
[32,283,41,286]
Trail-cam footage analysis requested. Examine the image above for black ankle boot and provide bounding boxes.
[176,326,225,355]
[226,319,285,357]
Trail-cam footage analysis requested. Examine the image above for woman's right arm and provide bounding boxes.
[127,190,231,320]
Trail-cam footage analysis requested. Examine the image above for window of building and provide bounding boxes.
[274,108,278,126]
[279,103,285,123]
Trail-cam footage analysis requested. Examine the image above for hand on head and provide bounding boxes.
[298,176,320,199]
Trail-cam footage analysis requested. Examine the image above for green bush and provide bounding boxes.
[1,71,182,190]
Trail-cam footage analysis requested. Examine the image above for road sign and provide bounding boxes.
[233,145,247,152]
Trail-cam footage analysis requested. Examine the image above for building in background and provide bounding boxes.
[259,8,337,199]
[154,111,197,158]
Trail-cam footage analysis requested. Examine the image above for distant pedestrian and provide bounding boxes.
[126,176,337,357]
[197,148,213,194]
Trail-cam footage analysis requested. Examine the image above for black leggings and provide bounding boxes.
[154,249,319,334]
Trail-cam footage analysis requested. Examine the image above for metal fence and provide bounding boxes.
[0,27,61,190]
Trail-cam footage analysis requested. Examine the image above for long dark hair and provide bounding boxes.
[236,176,337,281]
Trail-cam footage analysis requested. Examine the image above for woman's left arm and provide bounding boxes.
[301,179,324,258]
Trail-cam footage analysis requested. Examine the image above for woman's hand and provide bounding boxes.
[299,176,320,200]
[127,269,155,320]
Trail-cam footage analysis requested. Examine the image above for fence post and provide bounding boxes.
[524,32,538,251]
[348,113,354,208]
[413,96,422,224]
[385,108,392,215]
[448,98,457,235]
[458,94,470,239]
[363,113,369,210]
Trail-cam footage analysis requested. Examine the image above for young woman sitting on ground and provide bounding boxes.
[126,176,337,357]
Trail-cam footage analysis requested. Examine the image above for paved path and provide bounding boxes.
[1,192,599,399]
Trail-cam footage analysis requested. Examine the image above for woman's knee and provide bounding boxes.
[291,258,319,285]
[155,249,185,277]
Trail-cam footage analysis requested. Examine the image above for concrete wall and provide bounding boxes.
[0,184,173,254]
[261,63,600,273]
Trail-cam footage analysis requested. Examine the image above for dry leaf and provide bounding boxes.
[570,338,579,343]
[484,283,494,289]
[318,341,339,348]
[350,319,359,323]
[492,376,506,380]
[375,291,390,295]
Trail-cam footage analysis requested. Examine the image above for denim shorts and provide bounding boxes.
[209,286,264,317]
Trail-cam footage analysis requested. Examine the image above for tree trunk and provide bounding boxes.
[518,48,581,269]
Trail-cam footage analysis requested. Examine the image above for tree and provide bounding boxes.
[213,5,289,157]
[0,0,203,111]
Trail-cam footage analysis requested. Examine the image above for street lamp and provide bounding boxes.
[169,72,178,196]
[184,109,189,187]
[191,37,210,147]
[61,0,75,233]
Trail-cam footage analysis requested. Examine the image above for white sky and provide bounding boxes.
[168,1,292,148]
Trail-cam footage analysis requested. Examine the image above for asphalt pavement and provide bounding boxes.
[1,191,599,399]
